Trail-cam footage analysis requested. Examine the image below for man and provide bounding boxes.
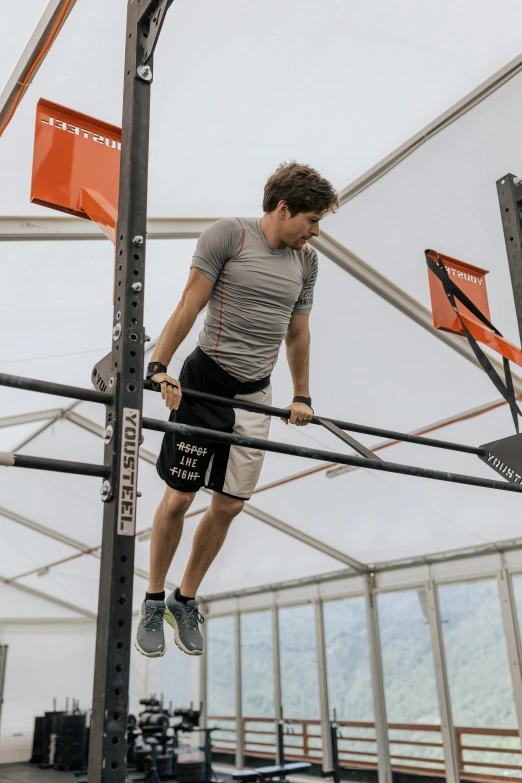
[135,162,338,658]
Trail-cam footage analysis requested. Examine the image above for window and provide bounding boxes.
[378,589,443,774]
[241,611,275,757]
[158,644,191,711]
[324,596,376,768]
[207,615,236,755]
[439,579,518,778]
[279,604,321,761]
[324,597,373,721]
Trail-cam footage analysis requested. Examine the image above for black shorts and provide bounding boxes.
[156,348,272,500]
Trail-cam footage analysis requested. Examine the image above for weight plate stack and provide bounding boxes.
[177,759,207,783]
[56,714,87,769]
[30,716,46,764]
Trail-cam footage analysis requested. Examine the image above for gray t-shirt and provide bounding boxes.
[190,217,318,381]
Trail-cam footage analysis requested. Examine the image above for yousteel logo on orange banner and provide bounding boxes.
[41,115,121,151]
[443,266,484,285]
[31,98,121,221]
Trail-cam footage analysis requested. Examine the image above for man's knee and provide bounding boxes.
[212,493,244,522]
[163,488,196,518]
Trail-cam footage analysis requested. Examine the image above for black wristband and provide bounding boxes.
[293,395,312,408]
[146,361,167,379]
[146,361,175,393]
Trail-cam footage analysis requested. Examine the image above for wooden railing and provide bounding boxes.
[207,716,522,782]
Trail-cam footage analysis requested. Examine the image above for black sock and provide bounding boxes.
[175,587,195,605]
[146,591,165,602]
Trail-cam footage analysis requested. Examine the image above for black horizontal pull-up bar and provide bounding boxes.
[142,417,520,493]
[0,451,110,478]
[0,368,482,458]
[0,372,112,405]
[143,380,483,457]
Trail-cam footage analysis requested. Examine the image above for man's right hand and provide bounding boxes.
[151,373,182,411]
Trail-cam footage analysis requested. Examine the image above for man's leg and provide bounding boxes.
[181,492,244,596]
[165,492,244,656]
[148,486,197,593]
[135,487,196,658]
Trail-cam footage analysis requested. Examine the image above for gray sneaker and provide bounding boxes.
[134,599,167,658]
[165,590,204,656]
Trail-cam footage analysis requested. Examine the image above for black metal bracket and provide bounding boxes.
[91,352,113,395]
[479,432,522,485]
[139,0,175,64]
[316,417,382,461]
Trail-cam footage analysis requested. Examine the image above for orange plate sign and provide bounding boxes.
[31,98,121,219]
[426,250,491,334]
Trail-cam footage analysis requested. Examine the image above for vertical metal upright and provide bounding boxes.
[424,581,460,783]
[314,599,333,772]
[272,604,284,765]
[497,175,522,346]
[0,645,7,742]
[235,610,244,768]
[364,575,392,783]
[200,605,208,728]
[88,2,173,782]
[495,173,522,760]
[497,569,522,750]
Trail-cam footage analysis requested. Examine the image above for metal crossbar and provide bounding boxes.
[0,370,482,455]
[142,379,483,456]
[0,367,514,491]
[142,417,521,493]
[0,371,111,404]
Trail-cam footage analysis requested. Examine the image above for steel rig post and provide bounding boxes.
[88,2,173,781]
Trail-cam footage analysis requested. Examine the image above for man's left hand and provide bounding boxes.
[282,402,314,427]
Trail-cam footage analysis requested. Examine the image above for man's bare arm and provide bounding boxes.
[283,314,313,426]
[286,314,311,396]
[150,268,215,410]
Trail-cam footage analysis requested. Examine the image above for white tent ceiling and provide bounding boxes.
[2,0,522,619]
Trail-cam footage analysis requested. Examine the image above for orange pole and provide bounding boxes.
[0,0,76,137]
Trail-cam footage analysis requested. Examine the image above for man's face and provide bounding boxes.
[280,208,323,250]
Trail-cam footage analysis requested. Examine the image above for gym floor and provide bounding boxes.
[0,763,320,783]
[0,765,78,783]
[0,764,239,783]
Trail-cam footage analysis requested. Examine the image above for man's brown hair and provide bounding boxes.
[263,161,339,216]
